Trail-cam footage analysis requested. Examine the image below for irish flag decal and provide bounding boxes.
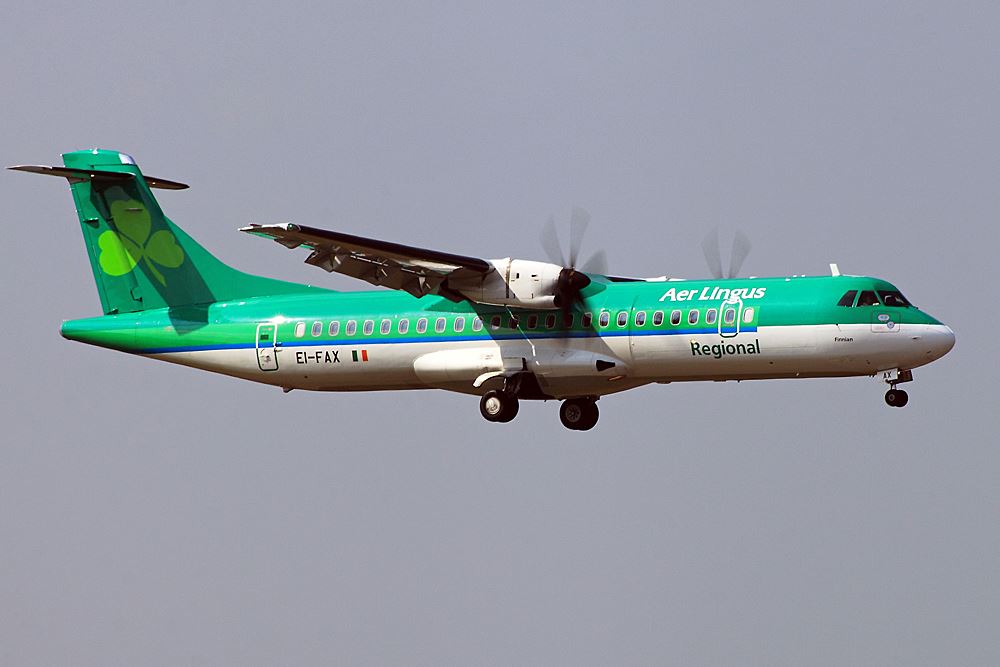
[352,349,369,362]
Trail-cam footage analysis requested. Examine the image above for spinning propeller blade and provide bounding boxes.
[702,228,752,278]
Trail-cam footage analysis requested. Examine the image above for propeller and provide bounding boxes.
[702,228,752,278]
[541,207,609,315]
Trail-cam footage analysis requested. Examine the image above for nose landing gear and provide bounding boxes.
[883,369,913,408]
[885,388,909,407]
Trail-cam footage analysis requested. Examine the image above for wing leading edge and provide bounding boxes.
[242,223,492,299]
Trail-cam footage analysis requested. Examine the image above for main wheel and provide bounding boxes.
[885,389,909,407]
[559,398,599,431]
[480,390,519,422]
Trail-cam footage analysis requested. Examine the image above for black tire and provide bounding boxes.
[480,390,519,423]
[497,395,519,422]
[560,399,599,431]
[885,389,909,408]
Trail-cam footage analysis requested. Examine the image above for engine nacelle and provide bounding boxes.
[450,259,565,310]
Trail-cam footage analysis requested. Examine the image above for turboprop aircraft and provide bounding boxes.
[11,150,955,430]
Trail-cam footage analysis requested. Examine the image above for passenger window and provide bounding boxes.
[837,290,858,307]
[509,315,520,329]
[380,319,391,335]
[311,321,322,337]
[527,315,538,329]
[416,318,427,334]
[363,320,374,335]
[670,310,681,325]
[742,307,755,323]
[328,321,340,336]
[635,311,646,326]
[398,319,409,334]
[878,290,911,307]
[582,312,593,328]
[705,309,717,325]
[545,314,556,329]
[617,311,628,327]
[490,315,501,330]
[455,316,465,332]
[857,290,880,307]
[294,321,306,337]
[472,317,483,332]
[724,308,736,324]
[652,310,664,326]
[435,317,447,333]
[599,311,610,327]
[346,320,357,336]
[688,309,699,325]
[562,312,574,328]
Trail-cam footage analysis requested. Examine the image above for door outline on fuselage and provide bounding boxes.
[256,322,279,371]
[719,296,743,338]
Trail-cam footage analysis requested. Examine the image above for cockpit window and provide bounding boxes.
[837,290,858,307]
[856,290,880,307]
[877,290,911,307]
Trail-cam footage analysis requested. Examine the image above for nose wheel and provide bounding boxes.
[885,388,909,407]
[559,398,599,431]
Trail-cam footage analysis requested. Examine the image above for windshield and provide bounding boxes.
[877,290,911,307]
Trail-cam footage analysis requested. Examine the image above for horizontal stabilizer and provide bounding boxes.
[8,164,189,190]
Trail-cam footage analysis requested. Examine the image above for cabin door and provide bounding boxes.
[256,323,279,371]
[719,297,743,338]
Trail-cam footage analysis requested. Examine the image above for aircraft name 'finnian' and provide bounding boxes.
[659,286,767,302]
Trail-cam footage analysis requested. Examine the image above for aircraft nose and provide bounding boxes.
[930,325,956,359]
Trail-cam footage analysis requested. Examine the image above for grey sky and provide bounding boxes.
[1,2,997,664]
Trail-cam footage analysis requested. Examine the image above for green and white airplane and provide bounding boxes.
[12,149,955,430]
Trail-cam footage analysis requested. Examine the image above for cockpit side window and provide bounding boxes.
[877,290,911,308]
[837,290,858,307]
[857,290,880,307]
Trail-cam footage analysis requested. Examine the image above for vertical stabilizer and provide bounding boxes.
[12,149,322,315]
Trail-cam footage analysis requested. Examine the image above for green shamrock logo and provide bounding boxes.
[98,199,184,285]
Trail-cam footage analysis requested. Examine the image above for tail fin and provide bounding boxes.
[11,149,321,315]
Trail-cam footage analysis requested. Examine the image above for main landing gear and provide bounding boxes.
[479,390,600,430]
[480,389,519,423]
[559,398,599,431]
[884,369,913,408]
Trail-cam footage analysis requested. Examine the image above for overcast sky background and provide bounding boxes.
[1,2,998,665]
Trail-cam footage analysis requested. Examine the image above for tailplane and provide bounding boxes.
[10,149,320,314]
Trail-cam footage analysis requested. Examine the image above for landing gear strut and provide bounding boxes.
[559,398,599,431]
[480,389,519,423]
[884,369,913,408]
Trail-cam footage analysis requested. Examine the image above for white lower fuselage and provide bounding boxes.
[148,323,956,399]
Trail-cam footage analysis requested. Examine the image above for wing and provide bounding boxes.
[241,223,493,299]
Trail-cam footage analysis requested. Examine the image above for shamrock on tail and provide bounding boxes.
[98,199,184,285]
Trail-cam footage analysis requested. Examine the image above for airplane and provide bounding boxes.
[11,149,955,431]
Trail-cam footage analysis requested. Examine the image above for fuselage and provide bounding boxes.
[60,274,955,399]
